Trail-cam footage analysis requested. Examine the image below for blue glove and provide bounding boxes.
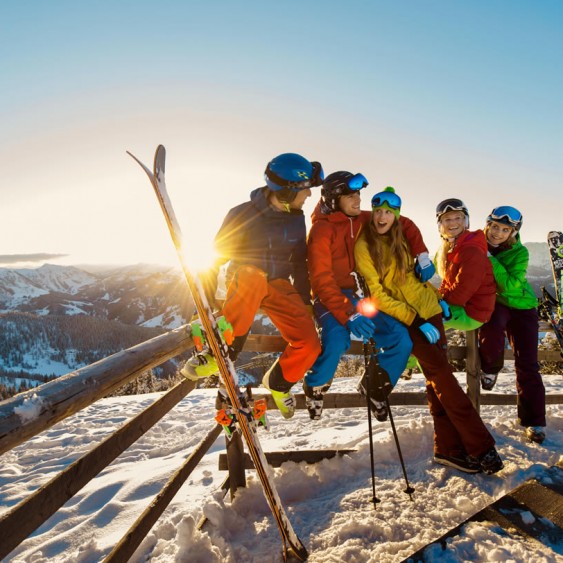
[411,314,440,344]
[438,299,452,321]
[415,252,436,283]
[419,322,440,344]
[346,313,376,340]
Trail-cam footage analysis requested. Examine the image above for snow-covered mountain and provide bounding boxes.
[0,263,194,328]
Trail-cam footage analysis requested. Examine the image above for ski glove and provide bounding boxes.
[414,252,436,283]
[411,314,441,344]
[346,313,376,341]
[438,299,452,321]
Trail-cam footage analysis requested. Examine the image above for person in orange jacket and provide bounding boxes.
[435,198,496,331]
[304,177,432,420]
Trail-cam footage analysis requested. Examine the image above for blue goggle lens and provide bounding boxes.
[347,173,369,191]
[490,205,522,226]
[372,191,401,210]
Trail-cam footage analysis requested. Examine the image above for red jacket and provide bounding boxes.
[439,229,496,323]
[307,203,427,324]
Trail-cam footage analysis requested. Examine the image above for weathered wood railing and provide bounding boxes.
[0,325,561,560]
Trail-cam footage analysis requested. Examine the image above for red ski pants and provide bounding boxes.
[221,265,321,384]
[410,314,495,458]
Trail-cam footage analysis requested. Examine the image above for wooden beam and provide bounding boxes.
[218,449,356,470]
[0,326,194,456]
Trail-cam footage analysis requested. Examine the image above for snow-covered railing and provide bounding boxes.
[0,324,561,560]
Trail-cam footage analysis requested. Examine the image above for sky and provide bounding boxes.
[1,374,562,562]
[1,1,562,269]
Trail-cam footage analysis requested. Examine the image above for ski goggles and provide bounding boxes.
[371,190,401,210]
[436,198,467,220]
[346,173,369,191]
[266,161,324,191]
[488,206,522,229]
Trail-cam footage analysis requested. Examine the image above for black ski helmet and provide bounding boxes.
[264,153,324,204]
[321,171,369,213]
[436,198,470,227]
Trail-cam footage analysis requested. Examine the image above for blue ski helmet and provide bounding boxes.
[486,205,523,231]
[264,153,324,203]
[321,171,369,212]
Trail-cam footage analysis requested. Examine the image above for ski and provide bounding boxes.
[547,231,563,309]
[127,145,308,561]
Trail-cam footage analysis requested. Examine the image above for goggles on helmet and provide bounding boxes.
[487,205,522,230]
[371,190,401,210]
[346,173,369,191]
[436,198,468,221]
[266,161,324,191]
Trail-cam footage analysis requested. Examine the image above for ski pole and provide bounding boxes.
[366,339,415,501]
[363,341,381,509]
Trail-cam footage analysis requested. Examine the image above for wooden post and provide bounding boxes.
[465,330,481,412]
[226,430,246,499]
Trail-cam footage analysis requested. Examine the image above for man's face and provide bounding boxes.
[289,188,312,210]
[338,192,362,217]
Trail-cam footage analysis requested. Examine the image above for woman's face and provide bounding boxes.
[439,211,466,239]
[487,221,513,245]
[372,207,396,234]
[338,192,362,217]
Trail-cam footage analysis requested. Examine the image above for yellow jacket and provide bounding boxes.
[354,232,442,325]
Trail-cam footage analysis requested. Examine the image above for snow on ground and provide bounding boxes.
[0,373,561,563]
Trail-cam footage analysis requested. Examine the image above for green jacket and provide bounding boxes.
[489,235,537,310]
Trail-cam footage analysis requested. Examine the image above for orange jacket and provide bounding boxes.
[307,203,427,325]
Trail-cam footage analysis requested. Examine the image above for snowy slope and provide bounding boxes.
[0,373,561,562]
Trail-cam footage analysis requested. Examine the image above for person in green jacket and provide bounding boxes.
[478,206,547,444]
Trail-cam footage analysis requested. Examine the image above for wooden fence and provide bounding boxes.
[0,325,561,561]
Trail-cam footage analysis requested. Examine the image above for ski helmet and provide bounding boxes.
[371,187,401,218]
[264,153,324,204]
[436,198,469,227]
[321,171,368,212]
[486,205,523,231]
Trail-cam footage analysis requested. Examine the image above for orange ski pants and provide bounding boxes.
[221,265,321,384]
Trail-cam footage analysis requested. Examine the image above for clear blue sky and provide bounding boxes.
[1,0,562,267]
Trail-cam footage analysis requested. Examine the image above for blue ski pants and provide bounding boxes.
[304,289,413,389]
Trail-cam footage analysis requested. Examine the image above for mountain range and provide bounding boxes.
[0,241,557,394]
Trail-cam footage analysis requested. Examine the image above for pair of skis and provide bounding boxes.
[127,146,307,561]
[539,231,563,356]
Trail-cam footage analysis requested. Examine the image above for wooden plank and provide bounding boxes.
[0,379,198,561]
[402,464,563,562]
[0,325,195,456]
[105,422,223,563]
[218,449,356,470]
[251,392,563,412]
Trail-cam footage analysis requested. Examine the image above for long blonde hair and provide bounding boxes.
[365,216,410,285]
[435,239,453,279]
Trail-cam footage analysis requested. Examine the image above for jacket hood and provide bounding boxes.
[456,229,488,252]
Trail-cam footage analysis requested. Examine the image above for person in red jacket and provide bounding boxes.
[304,176,432,420]
[435,198,496,331]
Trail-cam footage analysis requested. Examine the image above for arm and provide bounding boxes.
[400,215,428,256]
[354,236,418,325]
[308,222,355,324]
[490,246,529,295]
[440,246,488,306]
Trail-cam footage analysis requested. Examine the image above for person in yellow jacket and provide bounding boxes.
[354,187,503,475]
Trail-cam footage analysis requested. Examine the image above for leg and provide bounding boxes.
[478,302,510,375]
[410,315,495,459]
[507,308,546,427]
[370,311,413,386]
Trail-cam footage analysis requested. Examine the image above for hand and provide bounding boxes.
[414,252,436,282]
[418,322,440,344]
[346,313,376,340]
[411,314,440,344]
[438,299,452,321]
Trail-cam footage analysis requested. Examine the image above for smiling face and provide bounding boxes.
[338,192,362,216]
[439,210,466,239]
[487,221,514,245]
[372,207,396,234]
[288,188,312,210]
